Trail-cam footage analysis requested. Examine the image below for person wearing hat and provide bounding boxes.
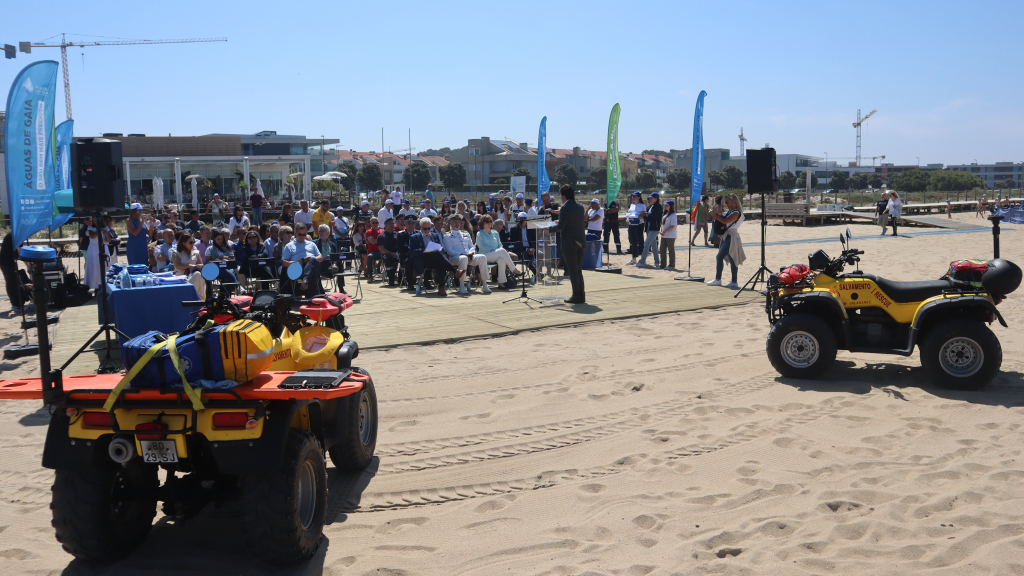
[514,193,526,213]
[625,191,646,265]
[603,196,622,255]
[206,193,227,227]
[419,198,438,219]
[357,200,373,222]
[587,198,604,235]
[550,184,587,304]
[442,213,489,294]
[440,197,454,218]
[377,198,397,229]
[638,192,663,268]
[126,203,150,266]
[398,199,418,220]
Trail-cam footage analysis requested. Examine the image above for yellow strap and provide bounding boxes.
[102,334,205,412]
[166,336,205,411]
[103,340,169,411]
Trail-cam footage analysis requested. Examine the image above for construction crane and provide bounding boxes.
[852,108,877,167]
[18,33,227,120]
[738,127,748,156]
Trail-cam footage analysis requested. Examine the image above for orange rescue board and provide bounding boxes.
[0,371,365,402]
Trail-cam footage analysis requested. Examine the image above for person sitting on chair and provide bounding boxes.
[510,212,538,277]
[153,228,176,272]
[475,214,520,290]
[408,217,454,297]
[364,217,382,281]
[397,214,418,290]
[204,228,240,294]
[377,218,400,286]
[240,230,274,287]
[443,214,489,295]
[281,223,323,298]
[314,224,342,294]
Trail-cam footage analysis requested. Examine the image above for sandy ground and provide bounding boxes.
[0,212,1022,575]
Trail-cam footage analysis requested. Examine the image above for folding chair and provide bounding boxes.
[246,255,277,293]
[332,251,362,301]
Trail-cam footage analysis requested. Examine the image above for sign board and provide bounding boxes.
[510,176,526,196]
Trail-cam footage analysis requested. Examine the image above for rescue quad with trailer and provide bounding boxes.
[0,257,378,565]
[764,230,1021,389]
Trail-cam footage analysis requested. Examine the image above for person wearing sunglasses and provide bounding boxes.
[240,230,273,286]
[280,222,323,297]
[172,232,206,299]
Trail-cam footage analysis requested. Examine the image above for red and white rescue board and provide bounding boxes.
[0,371,366,402]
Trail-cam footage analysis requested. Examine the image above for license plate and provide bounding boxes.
[140,440,178,463]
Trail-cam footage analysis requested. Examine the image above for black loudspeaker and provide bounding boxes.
[746,147,777,193]
[70,138,124,210]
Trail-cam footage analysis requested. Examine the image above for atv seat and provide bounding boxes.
[872,277,953,304]
[299,298,340,322]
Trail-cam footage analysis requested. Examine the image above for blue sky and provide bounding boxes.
[4,0,1021,166]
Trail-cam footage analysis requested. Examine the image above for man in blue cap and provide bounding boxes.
[638,192,662,268]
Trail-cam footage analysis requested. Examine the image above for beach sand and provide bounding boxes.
[0,212,1022,575]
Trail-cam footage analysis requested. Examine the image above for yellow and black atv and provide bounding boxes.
[765,231,1021,389]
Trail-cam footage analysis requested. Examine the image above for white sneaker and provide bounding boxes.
[627,259,637,265]
[725,282,739,289]
[482,284,491,294]
[459,285,468,295]
[706,279,722,286]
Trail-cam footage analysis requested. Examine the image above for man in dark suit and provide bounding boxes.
[408,217,454,296]
[550,184,587,304]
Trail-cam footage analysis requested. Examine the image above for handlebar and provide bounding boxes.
[181,301,206,307]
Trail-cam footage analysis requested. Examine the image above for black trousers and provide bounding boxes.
[562,238,585,302]
[627,225,644,258]
[603,220,621,252]
[890,216,899,236]
[421,252,454,286]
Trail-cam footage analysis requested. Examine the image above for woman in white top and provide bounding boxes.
[207,194,228,227]
[83,223,109,291]
[625,192,646,264]
[884,191,903,237]
[101,214,120,266]
[227,205,250,239]
[171,232,206,300]
[658,200,678,270]
[706,194,746,289]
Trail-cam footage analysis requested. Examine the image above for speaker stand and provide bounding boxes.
[735,190,771,297]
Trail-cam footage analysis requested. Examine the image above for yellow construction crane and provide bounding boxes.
[852,109,877,166]
[738,127,748,156]
[16,33,227,120]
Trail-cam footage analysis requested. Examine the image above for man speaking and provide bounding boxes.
[551,184,587,304]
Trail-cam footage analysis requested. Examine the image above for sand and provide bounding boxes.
[0,212,1022,575]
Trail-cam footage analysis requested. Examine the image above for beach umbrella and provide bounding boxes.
[256,179,265,198]
[153,177,164,208]
[190,177,197,208]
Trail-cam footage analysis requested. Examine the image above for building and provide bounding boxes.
[448,137,537,188]
[104,131,339,207]
[945,162,1021,189]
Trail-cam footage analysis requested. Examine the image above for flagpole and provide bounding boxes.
[676,91,707,282]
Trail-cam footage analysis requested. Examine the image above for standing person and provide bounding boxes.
[390,186,403,208]
[1,233,30,313]
[946,199,953,219]
[294,200,314,228]
[126,203,149,266]
[207,193,228,227]
[603,197,622,255]
[659,200,678,270]
[876,192,890,234]
[101,214,121,266]
[249,187,264,226]
[691,195,710,246]
[706,194,746,289]
[708,195,725,247]
[549,184,587,304]
[884,190,903,237]
[227,206,250,239]
[638,192,663,268]
[278,202,295,226]
[625,191,645,265]
[83,219,106,290]
[587,198,604,238]
[975,195,986,218]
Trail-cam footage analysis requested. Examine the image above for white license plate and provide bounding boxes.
[140,440,178,463]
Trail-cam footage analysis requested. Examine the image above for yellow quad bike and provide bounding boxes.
[0,261,376,566]
[765,231,1021,389]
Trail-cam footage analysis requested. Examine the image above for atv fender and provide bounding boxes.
[780,291,851,348]
[908,295,1007,352]
[42,412,113,471]
[203,399,312,475]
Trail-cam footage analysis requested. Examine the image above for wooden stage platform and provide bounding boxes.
[44,271,760,376]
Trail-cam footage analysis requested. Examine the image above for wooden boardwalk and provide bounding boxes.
[44,272,759,375]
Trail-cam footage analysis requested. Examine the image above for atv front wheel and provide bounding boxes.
[766,313,837,379]
[240,429,327,565]
[920,319,1001,390]
[51,458,158,561]
[328,373,377,470]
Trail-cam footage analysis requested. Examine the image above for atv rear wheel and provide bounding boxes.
[240,429,327,565]
[920,318,1001,390]
[51,458,158,562]
[766,313,837,379]
[328,371,377,471]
